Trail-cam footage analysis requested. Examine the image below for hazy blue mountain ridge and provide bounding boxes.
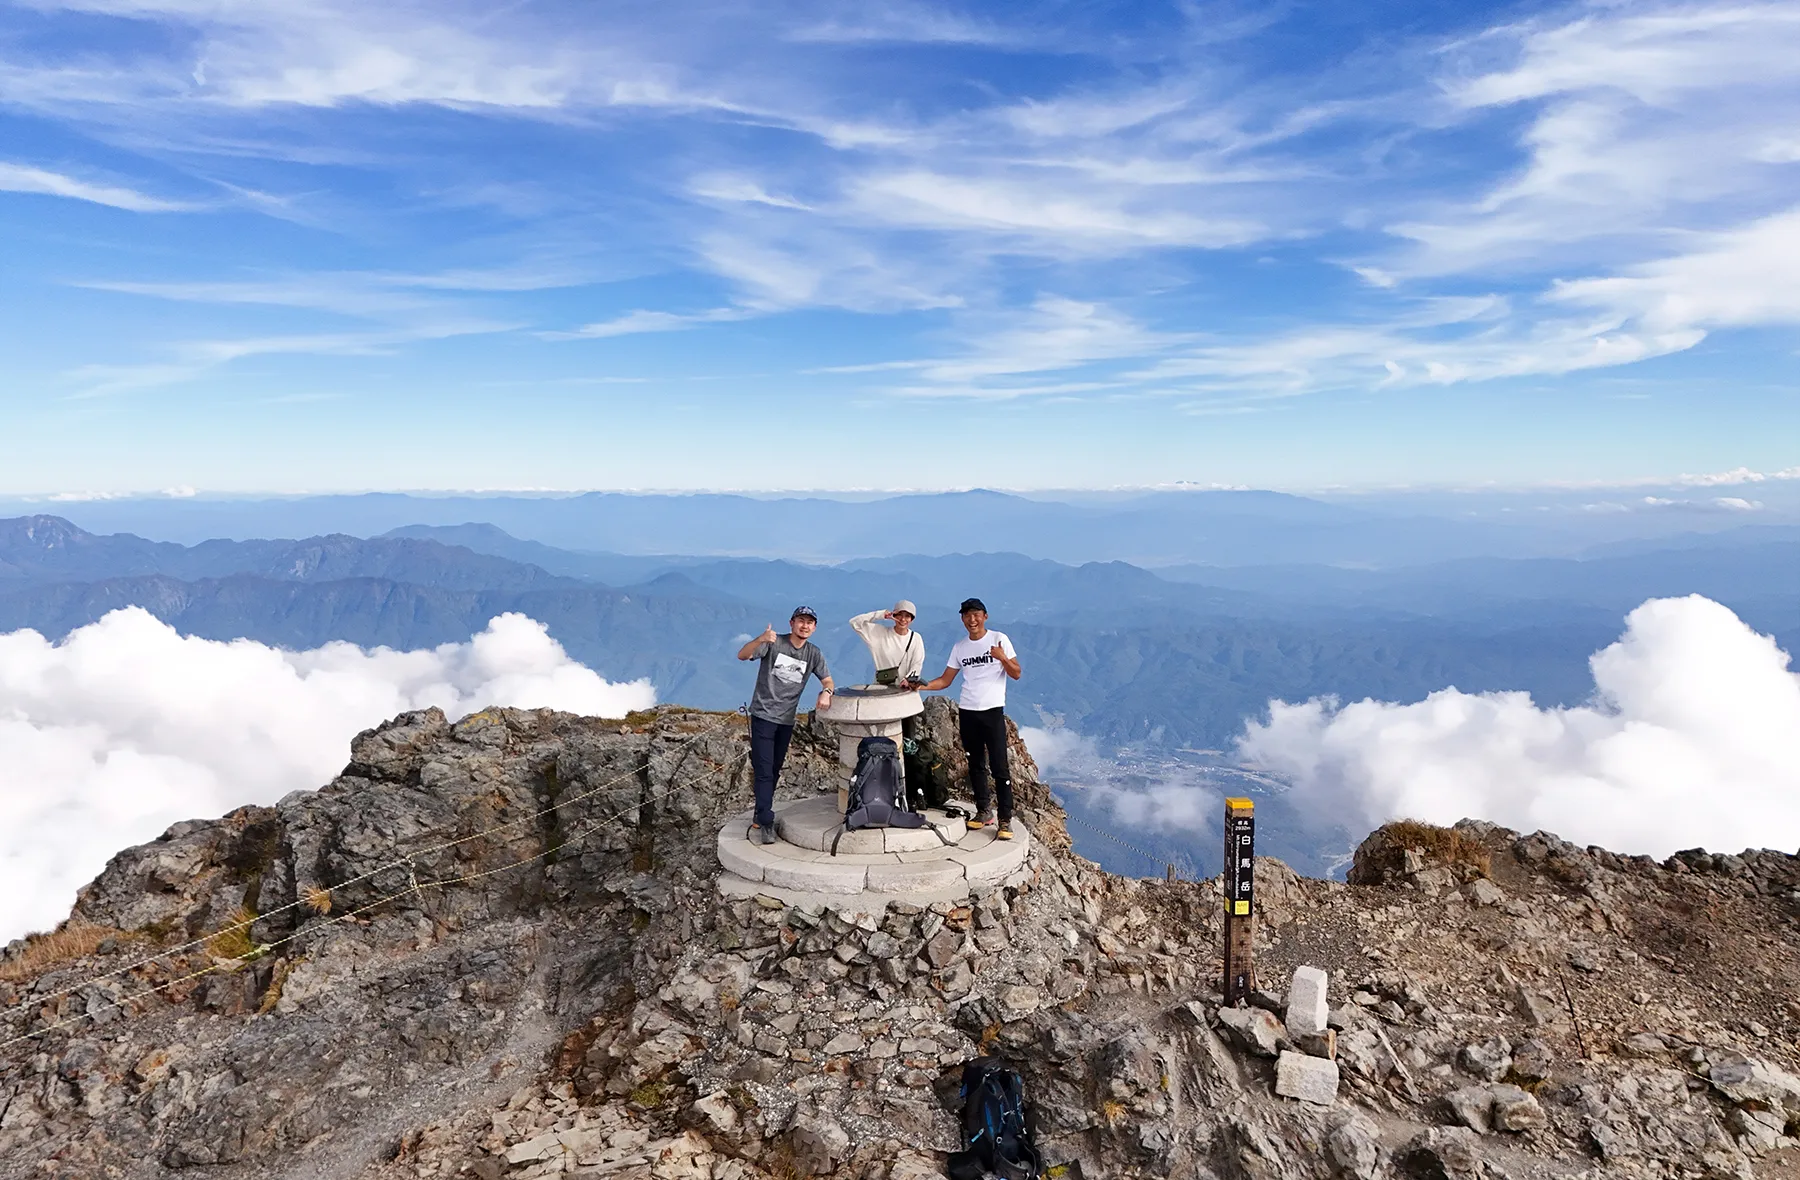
[11,489,1585,566]
[4,514,1796,750]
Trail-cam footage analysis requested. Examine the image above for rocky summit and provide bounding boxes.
[2,703,1799,1180]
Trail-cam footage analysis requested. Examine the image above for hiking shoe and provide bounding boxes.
[969,808,996,830]
[996,820,1014,840]
[759,824,778,845]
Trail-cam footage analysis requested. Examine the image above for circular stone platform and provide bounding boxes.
[716,796,1031,911]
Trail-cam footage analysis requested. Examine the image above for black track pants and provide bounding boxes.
[958,706,1012,821]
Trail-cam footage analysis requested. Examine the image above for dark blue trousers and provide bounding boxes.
[749,715,794,829]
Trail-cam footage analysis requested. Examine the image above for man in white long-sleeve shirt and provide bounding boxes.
[849,600,926,687]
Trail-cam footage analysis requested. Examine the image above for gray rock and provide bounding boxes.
[1709,1053,1800,1115]
[1618,1031,1669,1059]
[924,928,963,969]
[1508,1038,1554,1084]
[1459,1037,1512,1082]
[1396,1127,1486,1178]
[1489,1084,1547,1132]
[1326,1111,1383,1179]
[1467,879,1504,906]
[788,1110,850,1176]
[1442,1086,1494,1134]
[1217,1006,1289,1058]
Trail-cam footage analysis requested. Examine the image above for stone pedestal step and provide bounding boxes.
[715,801,1030,903]
[777,793,966,853]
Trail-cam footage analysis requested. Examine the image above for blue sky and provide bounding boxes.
[1,0,1797,494]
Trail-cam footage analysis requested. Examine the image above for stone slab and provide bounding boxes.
[1275,1050,1340,1105]
[950,822,1031,884]
[866,859,967,893]
[716,871,972,915]
[716,833,766,883]
[777,795,845,851]
[883,825,952,853]
[821,686,924,725]
[761,856,869,894]
[1287,966,1330,1039]
[958,829,997,852]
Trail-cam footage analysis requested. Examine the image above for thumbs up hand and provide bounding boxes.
[760,624,777,643]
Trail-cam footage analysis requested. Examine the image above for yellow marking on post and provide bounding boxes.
[1233,901,1250,915]
[1224,796,1254,812]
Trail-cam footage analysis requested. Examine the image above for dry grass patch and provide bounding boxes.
[1386,819,1492,879]
[0,920,127,984]
[303,886,333,915]
[206,906,260,961]
[1349,818,1494,885]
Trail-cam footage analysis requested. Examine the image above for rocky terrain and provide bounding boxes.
[2,699,1799,1180]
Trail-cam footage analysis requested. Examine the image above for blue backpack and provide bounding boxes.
[948,1057,1044,1180]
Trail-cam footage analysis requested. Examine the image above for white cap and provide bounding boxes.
[892,600,918,617]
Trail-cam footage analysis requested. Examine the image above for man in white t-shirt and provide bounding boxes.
[920,597,1022,839]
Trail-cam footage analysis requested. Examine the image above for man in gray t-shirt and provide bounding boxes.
[736,607,834,842]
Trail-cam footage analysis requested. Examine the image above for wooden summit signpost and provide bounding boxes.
[1222,797,1256,1004]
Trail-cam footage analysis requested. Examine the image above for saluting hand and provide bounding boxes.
[759,624,777,644]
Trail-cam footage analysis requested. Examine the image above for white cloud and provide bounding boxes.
[898,296,1176,394]
[66,320,515,397]
[1238,596,1800,860]
[847,170,1262,250]
[1407,3,1800,273]
[0,608,654,941]
[546,307,752,340]
[0,162,193,212]
[1021,726,1218,837]
[1018,726,1094,774]
[1549,206,1800,336]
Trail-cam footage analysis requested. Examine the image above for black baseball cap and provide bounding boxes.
[791,605,818,621]
[959,597,987,614]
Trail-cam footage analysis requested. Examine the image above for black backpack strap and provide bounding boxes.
[829,821,847,856]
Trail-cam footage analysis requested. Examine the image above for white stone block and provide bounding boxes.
[1275,1050,1340,1105]
[1287,966,1330,1039]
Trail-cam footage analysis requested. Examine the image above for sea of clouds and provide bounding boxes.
[1022,595,1800,868]
[1239,595,1800,860]
[1019,725,1226,840]
[0,608,655,942]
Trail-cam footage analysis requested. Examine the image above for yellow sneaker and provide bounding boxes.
[996,820,1014,840]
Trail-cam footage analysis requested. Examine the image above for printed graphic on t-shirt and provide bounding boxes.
[946,631,1015,712]
[772,652,807,684]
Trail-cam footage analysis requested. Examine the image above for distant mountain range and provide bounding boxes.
[22,486,1800,566]
[4,513,1795,749]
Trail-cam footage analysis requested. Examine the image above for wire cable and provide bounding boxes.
[0,719,743,1049]
[5,714,738,1017]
